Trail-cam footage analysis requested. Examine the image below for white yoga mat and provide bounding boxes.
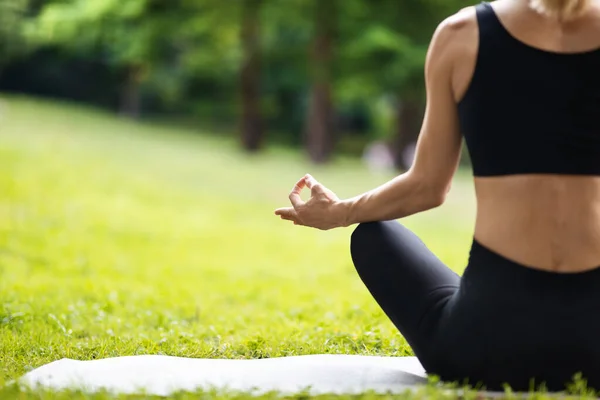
[19,354,430,396]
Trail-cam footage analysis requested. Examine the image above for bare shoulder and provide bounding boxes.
[426,6,480,101]
[446,6,478,29]
[427,6,479,72]
[434,6,478,46]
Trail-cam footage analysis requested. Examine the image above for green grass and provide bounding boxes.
[0,95,587,399]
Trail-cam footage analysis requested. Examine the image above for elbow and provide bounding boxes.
[430,182,452,208]
[418,186,446,211]
[410,173,449,211]
[426,191,447,209]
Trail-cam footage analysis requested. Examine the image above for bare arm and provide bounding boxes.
[274,11,473,231]
[338,17,466,226]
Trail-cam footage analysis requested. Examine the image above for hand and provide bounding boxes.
[274,174,347,230]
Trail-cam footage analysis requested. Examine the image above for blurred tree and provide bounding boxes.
[240,0,264,152]
[260,0,311,145]
[0,0,30,76]
[9,0,476,165]
[170,1,264,150]
[28,0,197,118]
[158,0,241,124]
[261,0,338,160]
[305,0,337,164]
[337,0,472,170]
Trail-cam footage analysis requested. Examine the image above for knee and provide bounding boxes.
[351,220,398,246]
[350,221,388,269]
[351,222,381,248]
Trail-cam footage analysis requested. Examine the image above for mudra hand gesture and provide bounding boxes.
[275,174,347,230]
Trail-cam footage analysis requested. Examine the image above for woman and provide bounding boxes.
[275,0,600,392]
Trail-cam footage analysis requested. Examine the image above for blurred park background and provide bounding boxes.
[0,0,475,169]
[1,0,479,398]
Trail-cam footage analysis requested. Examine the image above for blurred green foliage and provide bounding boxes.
[1,0,474,159]
[0,0,30,68]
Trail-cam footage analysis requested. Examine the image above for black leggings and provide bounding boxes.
[350,220,600,392]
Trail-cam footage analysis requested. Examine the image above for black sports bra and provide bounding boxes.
[458,2,600,177]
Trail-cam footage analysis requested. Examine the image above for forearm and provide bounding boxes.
[338,171,445,226]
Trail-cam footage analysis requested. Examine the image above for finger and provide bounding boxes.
[280,212,302,225]
[274,207,298,220]
[289,177,307,209]
[304,174,325,194]
[281,214,298,222]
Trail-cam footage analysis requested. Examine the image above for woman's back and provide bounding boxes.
[451,0,600,272]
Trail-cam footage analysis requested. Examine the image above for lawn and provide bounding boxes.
[0,94,564,399]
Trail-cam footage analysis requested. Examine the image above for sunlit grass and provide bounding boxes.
[0,94,536,399]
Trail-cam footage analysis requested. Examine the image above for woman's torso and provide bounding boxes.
[452,0,600,272]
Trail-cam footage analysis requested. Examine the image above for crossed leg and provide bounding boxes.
[350,220,460,368]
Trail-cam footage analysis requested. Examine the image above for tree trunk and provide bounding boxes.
[305,0,336,164]
[393,97,425,171]
[240,0,263,152]
[119,65,142,119]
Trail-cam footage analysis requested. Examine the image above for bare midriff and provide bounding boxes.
[473,175,600,272]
